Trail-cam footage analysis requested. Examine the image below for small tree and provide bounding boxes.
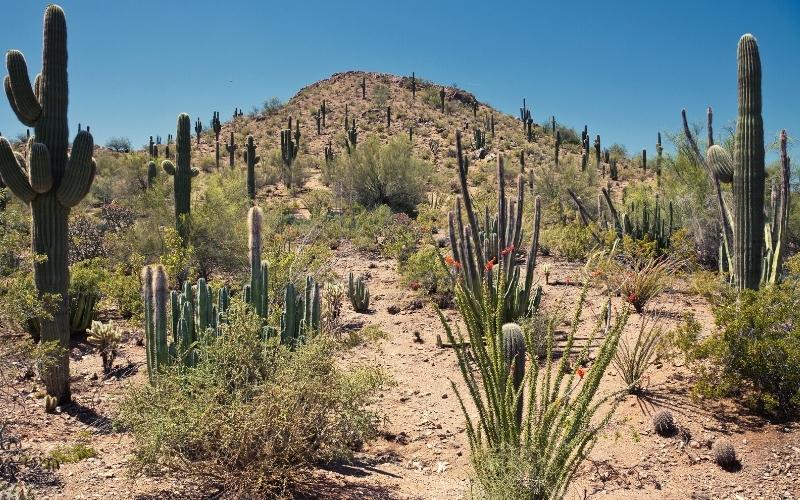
[106,136,132,153]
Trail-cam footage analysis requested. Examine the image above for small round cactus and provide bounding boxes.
[652,409,676,437]
[712,439,737,468]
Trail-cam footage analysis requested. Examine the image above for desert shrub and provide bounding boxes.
[326,136,428,214]
[372,82,390,108]
[401,245,453,303]
[612,256,683,313]
[673,278,800,419]
[262,97,284,114]
[90,151,150,204]
[117,302,387,496]
[539,220,598,261]
[48,443,97,464]
[68,213,105,264]
[190,171,249,277]
[531,158,596,225]
[99,256,145,320]
[109,182,173,265]
[612,318,666,393]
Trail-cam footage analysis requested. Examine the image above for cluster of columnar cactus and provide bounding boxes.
[281,276,321,346]
[0,5,96,402]
[280,117,299,188]
[211,111,221,168]
[243,135,260,201]
[162,113,199,244]
[348,272,370,312]
[695,34,790,289]
[602,188,673,253]
[448,130,542,323]
[473,128,486,150]
[225,131,237,167]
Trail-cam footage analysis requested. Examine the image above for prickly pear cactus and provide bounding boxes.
[0,5,96,403]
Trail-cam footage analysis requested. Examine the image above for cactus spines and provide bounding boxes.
[439,86,445,112]
[243,135,260,201]
[348,272,370,313]
[501,323,526,429]
[162,113,199,244]
[194,117,202,145]
[707,145,734,183]
[0,5,97,402]
[652,409,676,437]
[712,439,738,468]
[225,131,237,168]
[211,111,221,168]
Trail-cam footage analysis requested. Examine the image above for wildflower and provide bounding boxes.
[576,367,587,379]
[500,244,515,257]
[410,280,420,291]
[445,255,455,266]
[485,257,496,272]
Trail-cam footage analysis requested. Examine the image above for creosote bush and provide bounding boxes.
[117,302,387,496]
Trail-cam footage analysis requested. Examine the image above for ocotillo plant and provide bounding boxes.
[194,117,202,145]
[211,111,221,168]
[225,131,237,168]
[146,161,157,188]
[439,86,445,112]
[348,272,370,313]
[0,5,96,403]
[162,113,199,244]
[448,130,542,323]
[280,118,298,188]
[243,135,260,201]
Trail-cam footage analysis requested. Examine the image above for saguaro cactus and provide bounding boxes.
[149,135,155,158]
[247,206,268,317]
[194,117,202,145]
[703,34,778,290]
[146,160,157,188]
[386,106,391,130]
[656,132,663,179]
[243,135,260,201]
[501,323,526,429]
[439,86,445,112]
[280,118,298,188]
[411,72,416,99]
[554,131,561,167]
[361,76,366,99]
[211,111,221,168]
[162,113,199,244]
[225,131,237,168]
[0,5,96,403]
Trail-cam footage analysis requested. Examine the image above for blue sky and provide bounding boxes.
[0,0,797,159]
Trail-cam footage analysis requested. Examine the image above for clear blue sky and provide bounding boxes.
[1,0,798,159]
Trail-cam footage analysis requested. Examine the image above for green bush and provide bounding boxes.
[673,279,800,419]
[117,302,387,496]
[401,244,453,302]
[539,220,598,261]
[326,136,428,214]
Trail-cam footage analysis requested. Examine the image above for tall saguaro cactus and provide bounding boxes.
[162,113,199,244]
[0,5,96,403]
[243,135,260,201]
[225,131,237,168]
[194,117,202,145]
[211,111,221,168]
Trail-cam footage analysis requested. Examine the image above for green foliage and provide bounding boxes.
[87,320,120,374]
[68,258,109,333]
[539,220,598,261]
[531,158,596,225]
[118,304,387,496]
[612,318,666,393]
[439,278,626,499]
[325,136,428,214]
[401,244,453,303]
[348,272,370,313]
[673,279,800,419]
[159,226,196,287]
[48,443,97,464]
[372,82,390,108]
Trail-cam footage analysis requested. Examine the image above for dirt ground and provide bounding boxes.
[2,245,798,499]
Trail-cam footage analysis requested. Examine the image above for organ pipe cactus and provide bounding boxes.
[0,5,96,402]
[699,34,790,289]
[211,111,221,168]
[162,113,199,244]
[348,272,370,313]
[447,130,542,323]
[243,135,260,201]
[225,131,237,168]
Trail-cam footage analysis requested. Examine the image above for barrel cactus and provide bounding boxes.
[0,5,96,403]
[652,409,676,437]
[712,439,737,468]
[162,113,199,244]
